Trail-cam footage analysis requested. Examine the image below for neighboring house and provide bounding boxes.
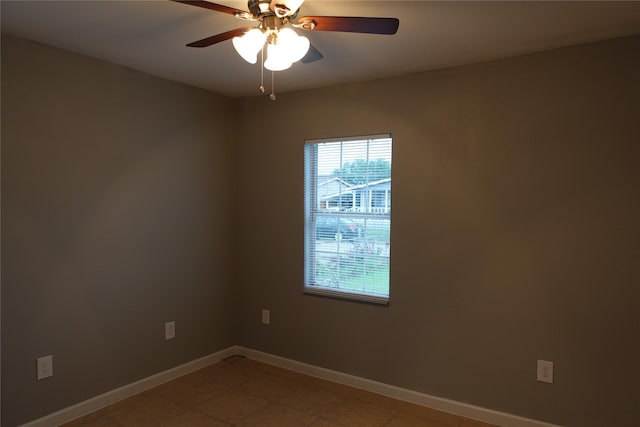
[320,178,391,214]
[318,176,353,210]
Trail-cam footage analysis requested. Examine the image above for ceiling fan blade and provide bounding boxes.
[301,43,323,64]
[186,27,250,48]
[297,16,399,35]
[172,0,246,17]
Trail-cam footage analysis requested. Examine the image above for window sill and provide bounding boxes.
[304,286,389,305]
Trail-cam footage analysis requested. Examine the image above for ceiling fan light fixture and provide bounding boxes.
[174,0,400,99]
[232,28,266,64]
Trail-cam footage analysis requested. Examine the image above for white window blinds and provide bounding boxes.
[304,135,392,304]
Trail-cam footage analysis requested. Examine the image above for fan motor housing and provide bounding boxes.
[248,0,300,18]
[248,0,272,16]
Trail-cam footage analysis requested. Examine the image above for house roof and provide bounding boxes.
[318,176,353,188]
[321,178,391,201]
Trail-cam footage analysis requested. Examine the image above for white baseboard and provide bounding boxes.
[21,346,239,427]
[233,346,562,427]
[22,345,561,427]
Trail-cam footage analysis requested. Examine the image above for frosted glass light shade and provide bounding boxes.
[264,42,292,71]
[278,28,310,63]
[232,29,266,64]
[264,28,310,71]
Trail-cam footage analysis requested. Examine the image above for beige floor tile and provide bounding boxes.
[239,360,316,386]
[237,402,319,426]
[303,377,367,398]
[60,412,120,427]
[346,389,407,414]
[235,371,299,401]
[308,419,345,427]
[103,392,188,426]
[322,399,395,427]
[58,359,498,427]
[276,384,347,416]
[198,361,257,388]
[150,374,230,408]
[233,358,292,377]
[160,409,231,426]
[389,401,464,427]
[195,389,269,424]
[386,412,463,427]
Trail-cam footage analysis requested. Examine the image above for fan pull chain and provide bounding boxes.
[257,46,276,101]
[270,71,276,101]
[259,46,265,94]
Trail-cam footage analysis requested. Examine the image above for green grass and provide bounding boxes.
[339,265,389,295]
[315,255,389,296]
[362,228,390,241]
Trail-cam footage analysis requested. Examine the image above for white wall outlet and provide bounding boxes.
[37,355,53,380]
[537,359,554,383]
[165,321,176,340]
[261,309,270,325]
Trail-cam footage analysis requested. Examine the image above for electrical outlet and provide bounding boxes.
[37,355,53,380]
[262,309,270,325]
[165,321,176,340]
[537,359,554,383]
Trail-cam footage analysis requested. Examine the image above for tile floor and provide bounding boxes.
[62,356,498,427]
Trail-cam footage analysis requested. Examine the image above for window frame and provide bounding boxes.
[304,134,392,305]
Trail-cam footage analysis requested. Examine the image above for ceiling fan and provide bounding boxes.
[172,0,400,99]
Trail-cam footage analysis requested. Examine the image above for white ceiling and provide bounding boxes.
[3,1,640,98]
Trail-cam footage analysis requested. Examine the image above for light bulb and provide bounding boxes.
[264,42,292,71]
[232,29,266,64]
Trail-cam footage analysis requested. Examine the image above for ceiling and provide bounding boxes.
[3,1,640,98]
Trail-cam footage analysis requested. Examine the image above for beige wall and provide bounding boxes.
[232,36,640,427]
[1,35,236,426]
[2,32,640,427]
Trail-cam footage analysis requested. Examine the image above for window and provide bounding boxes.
[304,135,392,304]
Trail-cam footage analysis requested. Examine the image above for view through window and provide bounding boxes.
[304,135,392,304]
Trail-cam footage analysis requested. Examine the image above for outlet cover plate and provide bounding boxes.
[537,359,554,383]
[37,355,53,380]
[262,309,270,325]
[165,321,176,340]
